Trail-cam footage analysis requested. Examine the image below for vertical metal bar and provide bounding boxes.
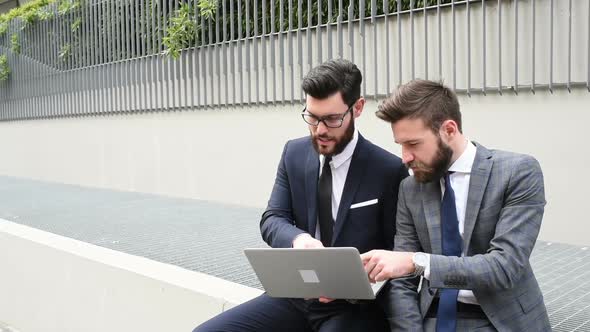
[288,0,295,104]
[146,0,153,109]
[222,0,228,106]
[438,0,442,80]
[482,0,486,95]
[194,3,200,107]
[101,0,106,113]
[532,0,535,93]
[246,0,251,104]
[307,0,312,74]
[230,0,235,105]
[338,0,343,59]
[178,0,185,109]
[317,0,322,64]
[360,0,365,96]
[497,0,502,95]
[124,0,134,111]
[112,0,119,113]
[254,0,259,103]
[238,0,243,104]
[549,0,553,93]
[588,0,590,91]
[173,0,179,108]
[411,0,415,80]
[567,0,572,92]
[514,0,518,94]
[327,0,332,60]
[424,0,428,80]
[115,0,121,112]
[298,0,303,101]
[130,0,137,110]
[398,0,402,85]
[151,0,157,110]
[280,0,285,102]
[271,0,276,103]
[165,0,171,108]
[451,0,460,90]
[372,0,377,99]
[466,1,471,97]
[348,1,354,65]
[104,1,115,113]
[262,0,267,103]
[201,4,214,107]
[384,0,390,94]
[109,0,115,113]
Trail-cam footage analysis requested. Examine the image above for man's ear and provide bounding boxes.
[440,119,459,138]
[353,97,365,118]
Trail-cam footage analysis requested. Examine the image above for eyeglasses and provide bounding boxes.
[301,104,354,128]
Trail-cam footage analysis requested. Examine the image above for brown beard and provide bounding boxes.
[407,136,453,183]
[311,117,355,157]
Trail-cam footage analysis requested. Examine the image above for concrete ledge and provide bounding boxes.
[0,218,262,332]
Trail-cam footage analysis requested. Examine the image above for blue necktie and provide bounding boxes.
[436,172,462,332]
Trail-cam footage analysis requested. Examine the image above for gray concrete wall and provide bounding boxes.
[0,219,262,332]
[0,88,588,245]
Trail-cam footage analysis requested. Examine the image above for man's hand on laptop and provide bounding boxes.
[292,233,324,249]
[360,250,415,281]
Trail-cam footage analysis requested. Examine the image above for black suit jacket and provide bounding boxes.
[260,133,407,253]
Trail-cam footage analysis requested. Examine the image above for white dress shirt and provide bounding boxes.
[314,129,359,240]
[424,139,479,305]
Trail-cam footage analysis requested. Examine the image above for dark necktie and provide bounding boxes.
[318,156,333,247]
[436,172,462,332]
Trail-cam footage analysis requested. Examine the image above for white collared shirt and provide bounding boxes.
[314,129,359,240]
[424,139,479,305]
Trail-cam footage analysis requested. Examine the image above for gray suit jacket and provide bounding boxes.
[385,143,551,332]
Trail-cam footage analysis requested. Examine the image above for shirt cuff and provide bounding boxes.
[292,232,311,247]
[423,253,432,280]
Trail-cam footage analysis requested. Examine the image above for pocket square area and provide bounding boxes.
[350,199,378,209]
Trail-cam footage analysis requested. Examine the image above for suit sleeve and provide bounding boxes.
[383,178,424,332]
[259,141,307,248]
[381,162,409,250]
[428,155,545,291]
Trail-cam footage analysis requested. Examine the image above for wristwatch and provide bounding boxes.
[412,252,428,277]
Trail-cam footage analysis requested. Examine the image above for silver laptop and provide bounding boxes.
[244,247,386,300]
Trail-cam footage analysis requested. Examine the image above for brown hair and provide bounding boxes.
[376,79,462,133]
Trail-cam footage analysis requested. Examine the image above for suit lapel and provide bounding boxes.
[331,135,369,245]
[305,144,320,236]
[422,181,443,255]
[463,143,493,251]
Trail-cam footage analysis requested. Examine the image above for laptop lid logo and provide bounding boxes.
[299,270,320,283]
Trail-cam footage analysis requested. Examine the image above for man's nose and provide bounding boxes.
[402,148,414,164]
[315,121,329,135]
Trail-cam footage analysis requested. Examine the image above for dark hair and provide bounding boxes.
[301,59,362,107]
[376,79,462,133]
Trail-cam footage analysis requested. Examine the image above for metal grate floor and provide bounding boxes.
[0,176,588,331]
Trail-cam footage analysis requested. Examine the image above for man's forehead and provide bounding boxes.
[392,118,432,143]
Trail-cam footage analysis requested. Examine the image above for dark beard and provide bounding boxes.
[311,118,355,157]
[408,137,453,183]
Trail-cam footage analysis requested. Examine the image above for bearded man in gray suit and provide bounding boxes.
[361,79,550,332]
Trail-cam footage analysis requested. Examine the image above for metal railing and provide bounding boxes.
[0,0,589,121]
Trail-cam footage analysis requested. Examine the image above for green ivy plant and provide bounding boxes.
[163,3,196,60]
[10,33,20,54]
[0,54,9,82]
[197,0,217,21]
[0,22,8,37]
[58,0,81,16]
[71,17,81,32]
[58,43,71,60]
